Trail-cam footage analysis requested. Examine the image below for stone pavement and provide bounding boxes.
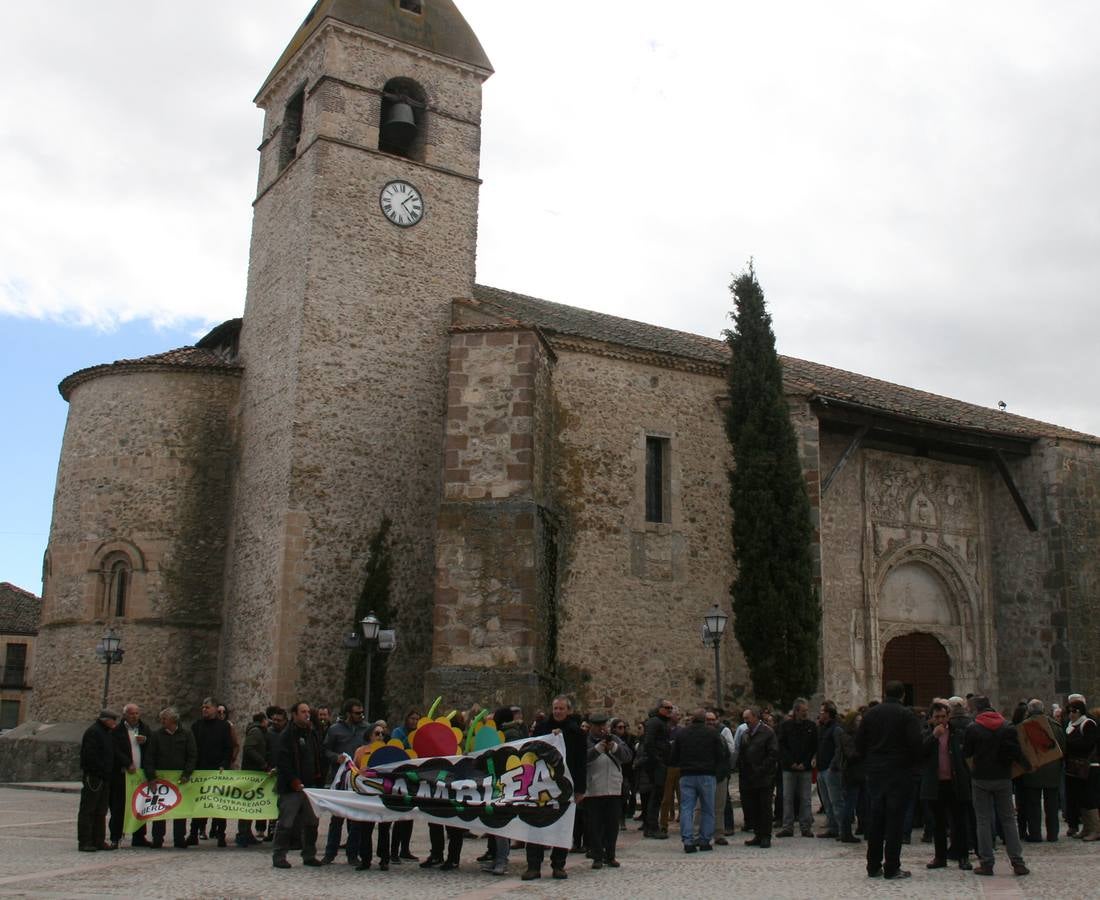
[2,786,1097,899]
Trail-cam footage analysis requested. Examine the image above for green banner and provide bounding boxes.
[123,770,278,834]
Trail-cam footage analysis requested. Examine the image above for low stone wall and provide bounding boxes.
[0,721,83,783]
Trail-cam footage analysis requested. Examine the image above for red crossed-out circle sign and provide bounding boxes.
[132,779,183,820]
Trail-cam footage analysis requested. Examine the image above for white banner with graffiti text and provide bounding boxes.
[305,733,576,848]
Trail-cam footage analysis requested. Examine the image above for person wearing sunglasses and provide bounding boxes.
[321,700,368,865]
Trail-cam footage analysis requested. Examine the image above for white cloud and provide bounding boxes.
[3,0,1098,434]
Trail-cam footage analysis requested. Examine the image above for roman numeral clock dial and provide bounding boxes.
[379,180,424,227]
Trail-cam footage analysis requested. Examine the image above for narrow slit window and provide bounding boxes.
[645,436,671,523]
[279,89,305,172]
[399,0,424,13]
[109,559,130,617]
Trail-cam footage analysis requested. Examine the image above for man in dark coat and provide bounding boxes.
[670,708,725,852]
[188,697,233,846]
[962,695,1030,876]
[522,695,588,881]
[738,706,779,848]
[235,711,272,848]
[272,701,326,869]
[1017,698,1066,842]
[855,680,922,879]
[921,700,973,870]
[78,710,123,852]
[143,706,198,849]
[260,705,287,840]
[108,702,152,848]
[776,698,817,837]
[640,699,673,839]
[321,699,368,864]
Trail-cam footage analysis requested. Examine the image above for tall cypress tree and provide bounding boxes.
[344,516,393,719]
[724,264,819,706]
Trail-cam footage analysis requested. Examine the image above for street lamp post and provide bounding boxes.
[702,604,729,712]
[359,613,380,721]
[95,629,124,709]
[342,613,397,722]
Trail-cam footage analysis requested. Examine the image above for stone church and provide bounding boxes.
[32,0,1100,726]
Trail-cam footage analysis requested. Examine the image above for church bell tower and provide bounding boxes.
[222,0,492,712]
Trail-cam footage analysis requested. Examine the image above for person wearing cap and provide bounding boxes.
[78,710,125,852]
[584,712,633,869]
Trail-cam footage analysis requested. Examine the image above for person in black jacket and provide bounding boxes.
[640,700,673,839]
[776,699,817,837]
[962,696,1030,876]
[522,696,587,881]
[272,701,325,869]
[921,700,972,870]
[669,708,725,852]
[143,707,198,849]
[108,702,152,848]
[855,680,922,880]
[78,710,123,852]
[187,697,233,847]
[1065,698,1100,840]
[738,707,779,848]
[259,705,287,841]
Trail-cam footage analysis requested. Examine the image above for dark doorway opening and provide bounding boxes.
[882,632,953,708]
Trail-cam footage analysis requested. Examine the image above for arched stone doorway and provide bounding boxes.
[882,632,953,708]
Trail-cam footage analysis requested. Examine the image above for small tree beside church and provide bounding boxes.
[724,264,819,707]
[344,516,393,719]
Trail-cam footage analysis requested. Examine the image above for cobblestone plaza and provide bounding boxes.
[1,785,1095,899]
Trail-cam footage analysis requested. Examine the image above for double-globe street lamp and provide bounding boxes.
[95,628,125,709]
[343,613,396,721]
[701,604,729,712]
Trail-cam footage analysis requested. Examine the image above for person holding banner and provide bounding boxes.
[188,698,233,847]
[236,712,273,847]
[109,703,151,849]
[321,699,369,865]
[272,701,326,869]
[522,695,587,881]
[143,707,197,849]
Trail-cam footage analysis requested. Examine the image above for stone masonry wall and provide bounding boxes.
[35,369,238,722]
[1044,439,1100,700]
[987,451,1057,705]
[818,428,868,708]
[427,328,552,712]
[225,23,486,718]
[547,348,744,722]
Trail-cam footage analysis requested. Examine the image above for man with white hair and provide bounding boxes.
[144,707,197,849]
[1017,699,1066,842]
[109,703,151,848]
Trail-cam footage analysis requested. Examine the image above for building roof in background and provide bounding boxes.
[0,583,41,635]
[470,284,1098,445]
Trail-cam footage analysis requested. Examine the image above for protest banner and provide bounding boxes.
[123,770,278,834]
[306,732,577,848]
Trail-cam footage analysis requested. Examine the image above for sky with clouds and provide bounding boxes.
[2,1,1098,593]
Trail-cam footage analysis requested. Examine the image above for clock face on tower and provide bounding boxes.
[379,180,424,227]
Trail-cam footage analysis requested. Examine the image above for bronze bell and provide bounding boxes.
[381,100,417,152]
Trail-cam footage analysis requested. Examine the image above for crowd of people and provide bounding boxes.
[75,684,1099,881]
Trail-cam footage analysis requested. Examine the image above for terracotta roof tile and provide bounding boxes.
[0,582,41,635]
[59,344,242,401]
[470,284,1097,445]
